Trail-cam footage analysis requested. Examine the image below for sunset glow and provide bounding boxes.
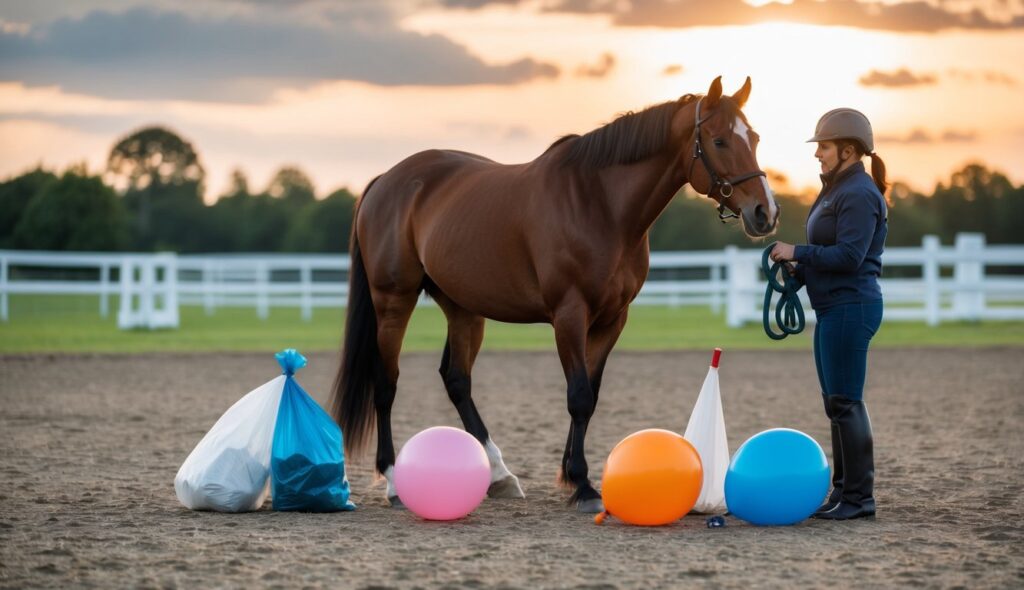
[1,1,1022,200]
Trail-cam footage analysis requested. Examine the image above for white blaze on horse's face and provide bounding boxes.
[761,176,778,222]
[734,117,753,151]
[733,117,779,223]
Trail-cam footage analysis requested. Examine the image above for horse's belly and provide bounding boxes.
[465,296,549,324]
[422,249,548,323]
[434,275,549,323]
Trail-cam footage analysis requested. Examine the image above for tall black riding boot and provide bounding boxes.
[815,395,875,520]
[814,419,844,514]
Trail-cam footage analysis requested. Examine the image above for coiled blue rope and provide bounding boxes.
[762,244,805,340]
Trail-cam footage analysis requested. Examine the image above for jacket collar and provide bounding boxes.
[819,160,865,191]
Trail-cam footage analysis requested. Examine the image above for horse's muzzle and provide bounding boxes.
[744,203,778,237]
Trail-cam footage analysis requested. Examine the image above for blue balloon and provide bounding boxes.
[725,428,829,526]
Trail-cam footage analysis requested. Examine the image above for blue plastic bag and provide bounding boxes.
[270,350,356,512]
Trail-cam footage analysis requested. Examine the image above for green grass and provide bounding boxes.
[1,295,1022,354]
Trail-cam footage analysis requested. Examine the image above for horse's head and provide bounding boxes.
[674,77,779,237]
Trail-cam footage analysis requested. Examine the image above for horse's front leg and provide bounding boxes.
[552,299,602,513]
[557,311,629,501]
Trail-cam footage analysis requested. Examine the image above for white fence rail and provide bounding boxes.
[2,233,1022,330]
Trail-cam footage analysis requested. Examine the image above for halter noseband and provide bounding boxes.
[688,98,767,222]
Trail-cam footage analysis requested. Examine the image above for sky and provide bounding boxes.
[1,0,1023,202]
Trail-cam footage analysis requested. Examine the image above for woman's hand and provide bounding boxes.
[770,242,796,263]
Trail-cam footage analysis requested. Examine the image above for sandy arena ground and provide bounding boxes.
[1,348,1023,588]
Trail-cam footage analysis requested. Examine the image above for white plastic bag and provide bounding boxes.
[683,348,729,514]
[174,376,285,512]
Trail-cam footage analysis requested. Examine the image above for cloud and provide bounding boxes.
[0,19,30,34]
[981,71,1018,85]
[859,68,937,87]
[662,64,684,76]
[503,125,533,141]
[861,67,1019,89]
[0,112,150,136]
[575,53,616,78]
[445,120,536,141]
[0,6,560,102]
[947,68,1018,86]
[436,0,522,7]
[939,129,979,142]
[877,128,978,143]
[544,0,1024,33]
[542,0,619,11]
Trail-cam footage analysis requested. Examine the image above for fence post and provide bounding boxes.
[140,257,156,328]
[301,263,312,321]
[953,233,985,322]
[118,257,136,329]
[99,263,109,318]
[203,260,215,316]
[726,246,756,327]
[922,235,940,326]
[0,254,8,322]
[163,253,180,328]
[710,262,723,314]
[257,261,269,320]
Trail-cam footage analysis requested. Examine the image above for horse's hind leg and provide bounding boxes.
[433,291,525,499]
[372,288,420,507]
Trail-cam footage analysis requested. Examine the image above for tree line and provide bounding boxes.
[651,162,1024,250]
[0,127,356,254]
[1,126,1022,253]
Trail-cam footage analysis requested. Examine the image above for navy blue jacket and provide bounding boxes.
[793,161,887,311]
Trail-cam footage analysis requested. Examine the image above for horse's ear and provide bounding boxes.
[705,76,723,109]
[732,76,752,108]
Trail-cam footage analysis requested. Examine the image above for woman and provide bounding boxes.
[770,108,888,520]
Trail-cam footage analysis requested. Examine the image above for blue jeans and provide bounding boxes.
[813,301,883,402]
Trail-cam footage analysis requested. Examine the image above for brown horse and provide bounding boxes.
[331,76,779,512]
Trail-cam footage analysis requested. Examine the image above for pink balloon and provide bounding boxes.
[394,426,491,520]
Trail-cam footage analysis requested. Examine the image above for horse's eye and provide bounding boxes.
[713,138,726,148]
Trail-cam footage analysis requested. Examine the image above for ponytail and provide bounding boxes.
[841,138,891,203]
[868,152,888,196]
[835,139,891,204]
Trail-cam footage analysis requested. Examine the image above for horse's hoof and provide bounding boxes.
[488,475,526,499]
[388,495,406,509]
[577,498,604,514]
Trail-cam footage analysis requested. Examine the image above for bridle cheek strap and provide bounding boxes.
[688,98,767,222]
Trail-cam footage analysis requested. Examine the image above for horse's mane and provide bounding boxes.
[554,94,701,169]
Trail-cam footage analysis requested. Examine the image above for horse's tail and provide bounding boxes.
[330,176,382,458]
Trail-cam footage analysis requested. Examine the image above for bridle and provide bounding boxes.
[687,98,767,222]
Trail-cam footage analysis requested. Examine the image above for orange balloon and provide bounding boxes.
[599,429,703,526]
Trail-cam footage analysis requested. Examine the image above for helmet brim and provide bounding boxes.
[807,133,842,143]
